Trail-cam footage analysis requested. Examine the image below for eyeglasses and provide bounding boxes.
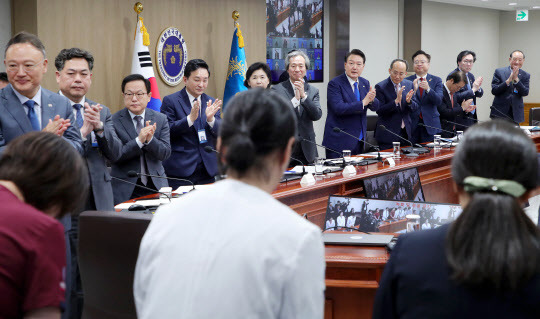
[413,60,428,65]
[461,59,474,64]
[123,92,148,99]
[6,59,45,73]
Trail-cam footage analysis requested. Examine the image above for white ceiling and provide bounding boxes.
[427,0,540,11]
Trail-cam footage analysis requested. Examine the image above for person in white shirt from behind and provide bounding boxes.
[134,89,326,319]
[326,217,336,231]
[337,212,346,229]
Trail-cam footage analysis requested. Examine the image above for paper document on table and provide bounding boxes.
[290,166,341,174]
[361,152,393,158]
[114,203,134,210]
[135,199,162,207]
[174,184,212,194]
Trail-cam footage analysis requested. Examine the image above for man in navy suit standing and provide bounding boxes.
[490,50,530,123]
[322,49,378,158]
[451,50,483,121]
[375,59,418,151]
[405,50,443,144]
[161,59,222,189]
[0,32,82,155]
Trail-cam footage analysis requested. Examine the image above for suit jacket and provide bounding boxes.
[374,77,419,146]
[490,66,530,122]
[450,67,482,117]
[160,88,220,178]
[405,74,443,135]
[373,224,540,318]
[75,98,122,211]
[0,84,83,155]
[111,108,171,204]
[437,87,474,138]
[272,80,322,163]
[322,73,379,154]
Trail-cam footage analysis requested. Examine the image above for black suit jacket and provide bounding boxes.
[437,87,475,137]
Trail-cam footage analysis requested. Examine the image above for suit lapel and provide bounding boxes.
[179,89,193,118]
[340,74,356,102]
[119,108,138,140]
[2,85,33,132]
[283,80,295,99]
[40,89,55,129]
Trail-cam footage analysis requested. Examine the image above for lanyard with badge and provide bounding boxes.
[196,100,207,144]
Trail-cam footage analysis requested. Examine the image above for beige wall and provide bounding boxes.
[13,0,265,113]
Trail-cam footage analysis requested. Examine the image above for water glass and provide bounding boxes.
[392,142,401,159]
[456,131,464,142]
[433,134,442,150]
[314,157,324,174]
[342,149,351,162]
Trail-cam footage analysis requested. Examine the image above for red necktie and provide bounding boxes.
[450,93,455,130]
[419,77,424,97]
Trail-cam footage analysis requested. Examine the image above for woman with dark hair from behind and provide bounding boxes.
[373,120,540,318]
[0,132,88,319]
[244,62,271,89]
[134,89,326,319]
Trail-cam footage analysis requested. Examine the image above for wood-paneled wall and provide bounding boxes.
[12,0,266,113]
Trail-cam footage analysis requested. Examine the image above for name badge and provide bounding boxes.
[514,87,519,94]
[91,131,98,147]
[198,129,207,144]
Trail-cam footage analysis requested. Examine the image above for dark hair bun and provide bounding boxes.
[225,131,256,174]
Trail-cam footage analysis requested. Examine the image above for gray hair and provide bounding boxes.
[285,50,310,70]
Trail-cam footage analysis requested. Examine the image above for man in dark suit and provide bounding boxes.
[111,74,171,204]
[438,71,474,138]
[160,59,222,189]
[490,50,530,122]
[55,47,123,319]
[0,32,82,155]
[323,49,378,158]
[450,50,483,120]
[272,50,322,164]
[405,50,443,144]
[374,59,418,151]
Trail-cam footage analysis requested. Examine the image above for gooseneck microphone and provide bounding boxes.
[442,119,471,129]
[110,176,172,201]
[332,127,382,162]
[289,156,307,175]
[456,114,483,123]
[300,137,346,167]
[377,125,427,157]
[127,170,196,192]
[204,145,219,154]
[489,106,519,126]
[417,123,456,147]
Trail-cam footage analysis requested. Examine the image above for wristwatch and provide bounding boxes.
[93,121,104,133]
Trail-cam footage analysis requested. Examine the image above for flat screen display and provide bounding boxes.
[324,195,462,233]
[363,167,425,202]
[266,0,324,83]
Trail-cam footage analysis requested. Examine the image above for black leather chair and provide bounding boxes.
[365,114,379,150]
[530,107,540,126]
[78,211,153,319]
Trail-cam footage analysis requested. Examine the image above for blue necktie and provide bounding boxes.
[24,100,40,131]
[354,82,363,140]
[466,79,476,114]
[73,103,84,129]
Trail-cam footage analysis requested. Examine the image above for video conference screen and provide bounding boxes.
[363,167,425,202]
[266,0,324,83]
[324,195,462,233]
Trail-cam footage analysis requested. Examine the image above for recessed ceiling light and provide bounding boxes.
[481,0,488,2]
[509,2,517,5]
[533,6,540,8]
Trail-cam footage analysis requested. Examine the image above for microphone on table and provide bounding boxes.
[332,127,382,163]
[300,137,346,167]
[456,114,483,123]
[289,156,307,175]
[417,123,457,147]
[489,106,520,126]
[110,176,172,201]
[441,119,472,130]
[204,145,219,154]
[377,125,427,156]
[127,170,196,192]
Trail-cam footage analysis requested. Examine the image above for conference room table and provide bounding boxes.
[271,132,540,319]
[119,132,540,319]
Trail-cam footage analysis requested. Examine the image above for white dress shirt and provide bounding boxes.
[128,109,152,148]
[134,179,326,319]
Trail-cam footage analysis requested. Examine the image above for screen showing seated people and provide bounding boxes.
[324,195,462,233]
[363,167,424,201]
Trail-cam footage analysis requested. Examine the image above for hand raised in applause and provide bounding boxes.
[472,76,483,92]
[293,80,306,100]
[362,86,376,107]
[43,115,70,137]
[138,120,157,144]
[188,100,200,124]
[405,89,414,104]
[79,103,102,138]
[206,99,222,122]
[395,86,405,105]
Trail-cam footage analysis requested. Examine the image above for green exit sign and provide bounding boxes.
[516,10,528,21]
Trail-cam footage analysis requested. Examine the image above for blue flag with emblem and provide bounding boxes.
[223,25,247,109]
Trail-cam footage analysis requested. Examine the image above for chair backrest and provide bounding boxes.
[366,114,379,149]
[78,210,153,319]
[530,107,540,126]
